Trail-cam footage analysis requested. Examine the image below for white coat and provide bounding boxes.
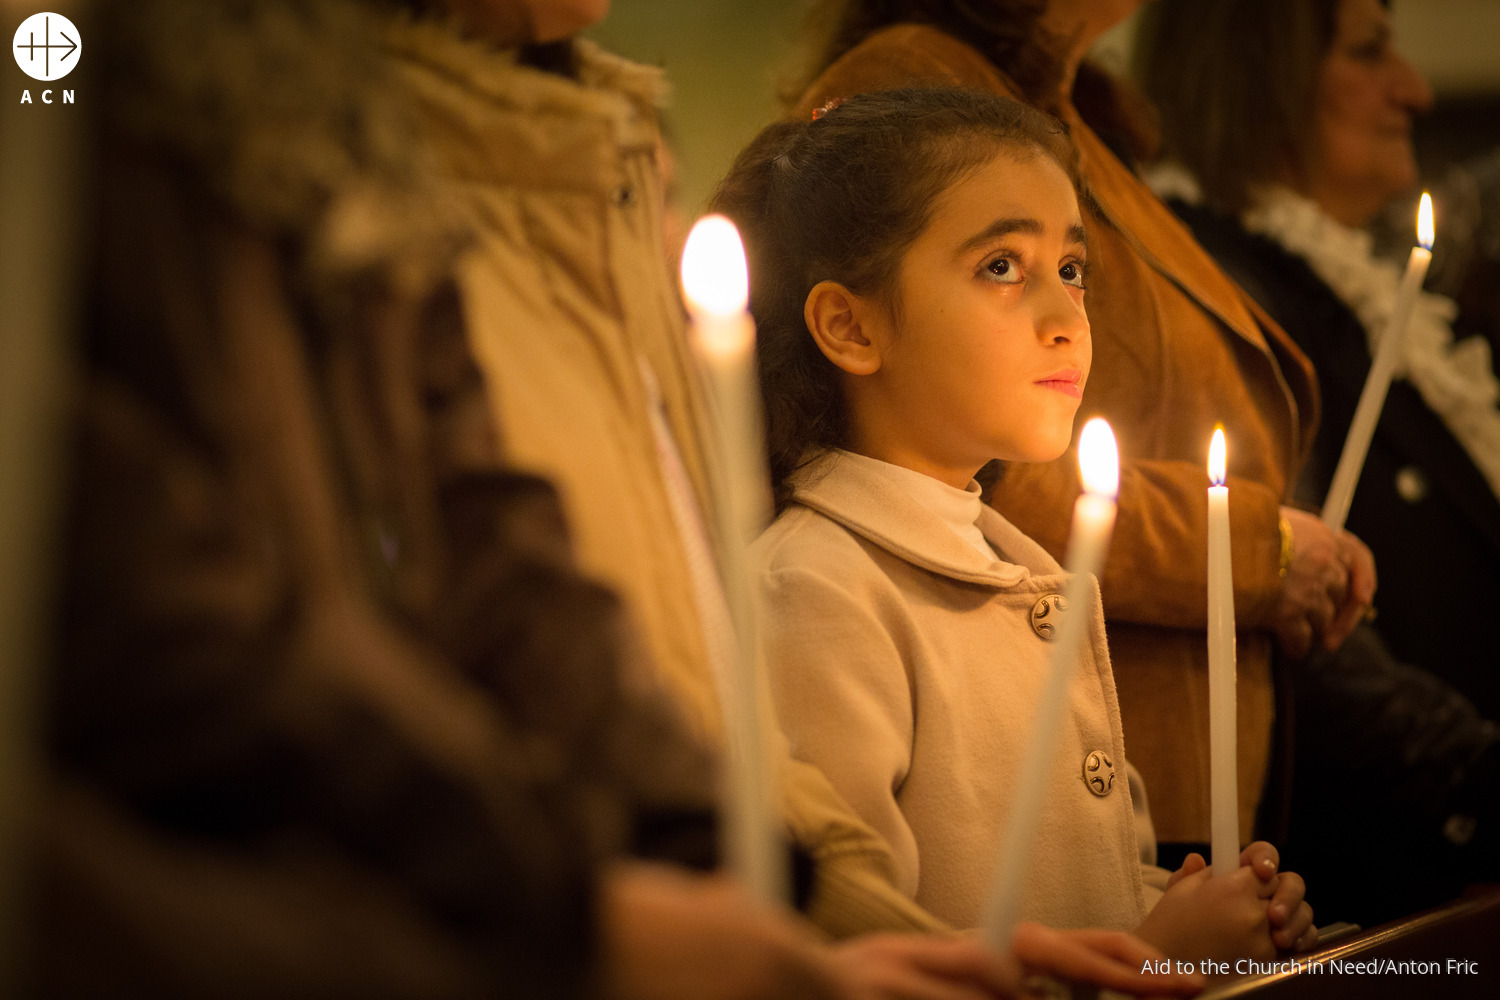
[755,451,1164,929]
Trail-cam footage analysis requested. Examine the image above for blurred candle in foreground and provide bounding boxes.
[1207,427,1239,876]
[680,214,784,905]
[983,418,1119,951]
[1322,192,1435,530]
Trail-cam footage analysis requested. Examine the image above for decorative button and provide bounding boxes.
[1083,750,1115,797]
[1030,594,1068,641]
[1395,465,1429,504]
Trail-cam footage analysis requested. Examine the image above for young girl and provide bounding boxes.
[713,87,1317,962]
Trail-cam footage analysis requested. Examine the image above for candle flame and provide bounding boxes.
[1209,426,1227,487]
[1078,418,1119,498]
[681,214,750,318]
[1417,192,1434,251]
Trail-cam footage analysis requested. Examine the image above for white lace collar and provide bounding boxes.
[1241,186,1500,500]
[1148,163,1500,501]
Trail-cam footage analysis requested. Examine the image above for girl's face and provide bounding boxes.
[1303,0,1432,225]
[840,152,1091,485]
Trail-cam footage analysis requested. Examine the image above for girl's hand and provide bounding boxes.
[1134,857,1276,968]
[1142,846,1317,969]
[1238,843,1318,952]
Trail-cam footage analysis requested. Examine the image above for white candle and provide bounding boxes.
[1321,193,1435,531]
[1207,427,1239,876]
[680,215,785,905]
[983,418,1119,951]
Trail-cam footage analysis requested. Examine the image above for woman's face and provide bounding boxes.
[1304,0,1433,225]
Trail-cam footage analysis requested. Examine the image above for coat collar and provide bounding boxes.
[114,0,474,289]
[787,451,1064,588]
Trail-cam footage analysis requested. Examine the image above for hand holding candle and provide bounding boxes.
[1321,193,1435,531]
[982,418,1119,951]
[1207,427,1239,876]
[680,215,785,906]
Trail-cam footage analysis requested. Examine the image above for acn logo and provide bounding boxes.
[13,12,80,82]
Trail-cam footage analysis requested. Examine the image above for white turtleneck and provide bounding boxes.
[834,450,998,563]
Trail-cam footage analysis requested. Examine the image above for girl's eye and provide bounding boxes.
[1060,261,1086,288]
[983,257,1022,284]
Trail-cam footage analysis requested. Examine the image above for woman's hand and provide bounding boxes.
[1327,528,1376,650]
[604,865,1030,1000]
[827,925,1205,1000]
[602,864,1206,1000]
[602,864,845,1000]
[1270,508,1376,657]
[827,934,1021,1000]
[1009,923,1205,996]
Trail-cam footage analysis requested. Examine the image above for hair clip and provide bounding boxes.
[811,97,846,121]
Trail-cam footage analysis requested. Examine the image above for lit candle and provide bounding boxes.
[679,214,785,905]
[1207,427,1239,876]
[982,418,1119,950]
[1321,193,1435,531]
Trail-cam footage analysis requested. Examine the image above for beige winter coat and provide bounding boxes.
[389,26,944,935]
[754,452,1158,930]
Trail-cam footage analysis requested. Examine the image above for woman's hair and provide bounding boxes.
[1135,0,1385,213]
[708,87,1074,511]
[788,1,1159,171]
[793,0,1055,106]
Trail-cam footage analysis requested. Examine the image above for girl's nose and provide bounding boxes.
[1036,283,1089,346]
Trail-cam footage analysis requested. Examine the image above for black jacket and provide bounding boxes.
[1169,199,1500,926]
[1171,199,1500,720]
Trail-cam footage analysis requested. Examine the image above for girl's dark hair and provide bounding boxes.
[1135,0,1384,213]
[708,87,1074,511]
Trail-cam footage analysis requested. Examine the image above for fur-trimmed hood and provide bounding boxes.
[103,0,670,289]
[97,1,480,290]
[104,0,673,290]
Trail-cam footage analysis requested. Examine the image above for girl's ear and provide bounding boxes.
[804,280,883,376]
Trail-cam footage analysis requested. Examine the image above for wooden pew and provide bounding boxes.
[1203,887,1500,998]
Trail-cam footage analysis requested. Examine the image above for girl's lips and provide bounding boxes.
[1036,370,1083,399]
